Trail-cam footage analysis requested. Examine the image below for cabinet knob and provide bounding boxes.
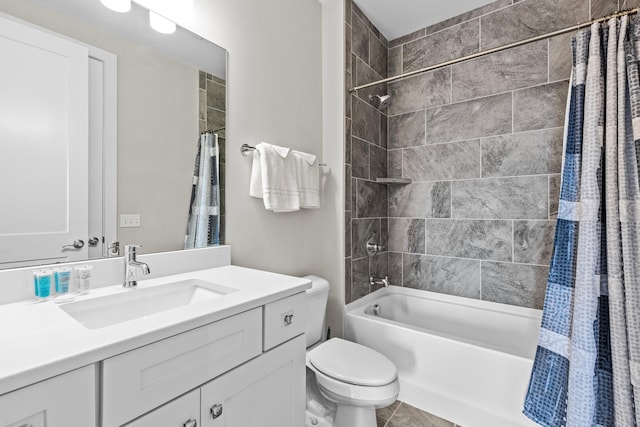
[210,403,223,419]
[183,419,197,427]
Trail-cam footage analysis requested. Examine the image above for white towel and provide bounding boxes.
[253,142,300,212]
[292,150,320,209]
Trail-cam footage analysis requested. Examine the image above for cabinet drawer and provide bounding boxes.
[0,365,96,427]
[263,292,306,351]
[124,389,199,427]
[102,308,262,427]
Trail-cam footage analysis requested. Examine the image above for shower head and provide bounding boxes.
[368,94,391,111]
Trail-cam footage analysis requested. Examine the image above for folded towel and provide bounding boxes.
[292,150,320,209]
[255,142,300,212]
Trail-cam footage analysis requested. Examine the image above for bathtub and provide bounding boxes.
[344,286,541,427]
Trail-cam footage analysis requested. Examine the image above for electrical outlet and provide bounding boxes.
[120,214,141,228]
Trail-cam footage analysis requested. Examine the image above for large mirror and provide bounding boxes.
[0,0,226,269]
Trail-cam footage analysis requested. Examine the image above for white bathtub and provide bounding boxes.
[344,286,542,427]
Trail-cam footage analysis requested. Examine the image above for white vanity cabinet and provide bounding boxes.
[0,365,97,427]
[105,292,307,427]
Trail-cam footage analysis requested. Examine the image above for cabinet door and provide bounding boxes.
[124,389,200,427]
[0,365,96,427]
[200,334,305,427]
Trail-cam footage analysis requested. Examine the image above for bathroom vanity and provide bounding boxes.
[0,247,309,427]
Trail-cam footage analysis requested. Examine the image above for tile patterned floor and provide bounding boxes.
[376,401,462,427]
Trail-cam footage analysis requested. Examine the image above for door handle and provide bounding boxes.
[62,239,84,249]
[88,237,100,247]
[183,419,197,427]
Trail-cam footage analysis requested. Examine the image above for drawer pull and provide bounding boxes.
[183,419,197,427]
[284,313,294,325]
[210,403,223,419]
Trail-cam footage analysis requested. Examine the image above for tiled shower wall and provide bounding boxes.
[345,0,633,308]
[199,71,226,243]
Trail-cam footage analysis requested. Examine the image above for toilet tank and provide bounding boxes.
[303,275,330,348]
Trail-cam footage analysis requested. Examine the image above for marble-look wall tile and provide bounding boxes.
[353,97,380,145]
[549,174,561,219]
[426,0,511,34]
[345,0,351,24]
[452,176,549,219]
[403,254,481,299]
[352,257,371,300]
[345,212,352,257]
[345,23,352,72]
[403,140,481,181]
[388,218,425,253]
[389,28,426,49]
[514,220,556,265]
[452,41,547,102]
[389,47,402,77]
[424,93,512,143]
[370,33,388,78]
[352,3,370,27]
[388,150,402,178]
[389,111,426,149]
[351,137,370,179]
[388,68,451,116]
[352,218,379,259]
[345,258,352,304]
[345,72,352,119]
[355,58,387,106]
[356,180,388,218]
[389,182,451,218]
[513,81,569,132]
[345,164,352,211]
[591,0,618,19]
[481,0,589,50]
[426,219,512,261]
[403,20,479,73]
[549,32,574,82]
[481,128,563,177]
[621,0,640,9]
[380,114,388,149]
[370,144,387,179]
[481,261,548,309]
[345,118,352,165]
[380,217,388,251]
[388,252,403,286]
[352,12,369,61]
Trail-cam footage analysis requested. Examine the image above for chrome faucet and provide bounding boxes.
[369,275,391,288]
[123,245,150,287]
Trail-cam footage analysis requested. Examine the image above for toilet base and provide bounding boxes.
[334,405,376,427]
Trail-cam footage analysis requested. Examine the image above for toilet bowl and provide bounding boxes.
[304,276,399,427]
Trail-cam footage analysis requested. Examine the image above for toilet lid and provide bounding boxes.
[307,338,397,386]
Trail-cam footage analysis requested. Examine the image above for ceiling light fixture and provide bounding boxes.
[100,0,131,13]
[149,10,176,34]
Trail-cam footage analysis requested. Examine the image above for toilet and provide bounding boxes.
[304,275,399,427]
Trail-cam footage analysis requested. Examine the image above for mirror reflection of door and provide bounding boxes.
[0,14,111,268]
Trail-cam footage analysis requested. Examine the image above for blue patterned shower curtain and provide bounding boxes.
[184,132,220,248]
[524,16,640,426]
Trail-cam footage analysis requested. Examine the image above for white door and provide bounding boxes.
[0,15,89,268]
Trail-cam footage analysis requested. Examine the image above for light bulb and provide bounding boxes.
[100,0,131,13]
[149,10,176,34]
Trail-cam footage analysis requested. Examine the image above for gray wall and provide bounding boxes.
[346,0,632,309]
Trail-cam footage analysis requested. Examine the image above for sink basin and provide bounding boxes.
[60,279,236,329]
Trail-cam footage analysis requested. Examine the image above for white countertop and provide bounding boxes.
[0,265,311,396]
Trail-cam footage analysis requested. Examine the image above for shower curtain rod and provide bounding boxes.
[350,7,639,93]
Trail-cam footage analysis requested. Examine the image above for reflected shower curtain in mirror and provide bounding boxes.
[184,132,220,248]
[523,16,640,426]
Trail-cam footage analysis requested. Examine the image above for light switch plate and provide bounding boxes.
[120,214,141,228]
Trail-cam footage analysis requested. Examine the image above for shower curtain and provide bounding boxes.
[523,16,640,426]
[184,132,220,248]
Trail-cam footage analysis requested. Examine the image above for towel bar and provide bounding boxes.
[241,144,328,167]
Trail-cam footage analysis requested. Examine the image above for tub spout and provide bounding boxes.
[369,275,390,288]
